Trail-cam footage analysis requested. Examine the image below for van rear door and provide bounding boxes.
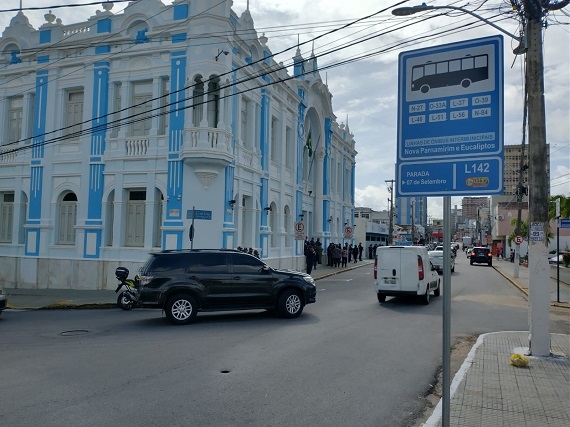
[376,247,402,291]
[400,249,420,293]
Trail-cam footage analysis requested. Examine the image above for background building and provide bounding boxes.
[503,143,550,196]
[0,0,356,289]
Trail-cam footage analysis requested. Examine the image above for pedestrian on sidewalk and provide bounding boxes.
[358,243,363,261]
[352,245,359,263]
[341,246,348,268]
[333,244,342,267]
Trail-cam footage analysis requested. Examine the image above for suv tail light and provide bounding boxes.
[140,275,152,287]
[417,255,424,280]
[374,256,377,280]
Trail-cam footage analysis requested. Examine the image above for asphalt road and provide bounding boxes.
[1,256,566,426]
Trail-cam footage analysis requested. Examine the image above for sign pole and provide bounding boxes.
[442,196,451,427]
[190,205,195,250]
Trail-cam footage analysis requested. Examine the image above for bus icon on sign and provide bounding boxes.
[411,54,489,94]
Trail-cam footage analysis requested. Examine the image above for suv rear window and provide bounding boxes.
[187,253,228,273]
[145,253,191,273]
[231,253,267,274]
[474,248,489,255]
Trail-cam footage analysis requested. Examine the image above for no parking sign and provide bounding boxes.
[294,221,306,240]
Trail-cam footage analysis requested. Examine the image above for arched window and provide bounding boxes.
[207,77,220,128]
[58,192,77,244]
[0,192,14,243]
[192,76,204,126]
[269,201,278,247]
[284,205,291,248]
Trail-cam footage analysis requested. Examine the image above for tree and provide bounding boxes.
[549,195,570,220]
[507,218,553,246]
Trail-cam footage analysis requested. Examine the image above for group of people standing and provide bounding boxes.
[325,242,364,269]
[304,239,365,274]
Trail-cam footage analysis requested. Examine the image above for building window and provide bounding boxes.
[284,205,291,247]
[64,90,84,140]
[131,81,152,136]
[270,116,279,162]
[207,79,220,128]
[192,77,204,127]
[7,96,23,144]
[269,202,277,247]
[125,190,146,247]
[58,192,77,245]
[0,192,14,243]
[241,98,249,147]
[285,125,293,167]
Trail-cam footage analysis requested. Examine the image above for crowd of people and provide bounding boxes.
[236,246,260,258]
[303,238,380,275]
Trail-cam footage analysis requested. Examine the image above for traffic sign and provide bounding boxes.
[560,219,570,229]
[344,226,353,238]
[396,36,504,197]
[514,235,523,244]
[294,221,306,240]
[186,209,212,220]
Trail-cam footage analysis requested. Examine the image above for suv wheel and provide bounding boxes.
[278,289,304,318]
[377,293,386,303]
[434,280,441,297]
[165,294,198,325]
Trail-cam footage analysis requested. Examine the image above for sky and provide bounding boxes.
[1,0,568,219]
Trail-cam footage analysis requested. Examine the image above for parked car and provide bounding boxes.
[466,247,474,258]
[137,249,317,325]
[470,247,493,266]
[549,253,569,264]
[373,245,440,305]
[428,249,456,273]
[0,293,7,316]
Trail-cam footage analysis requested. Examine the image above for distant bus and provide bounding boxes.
[411,54,489,93]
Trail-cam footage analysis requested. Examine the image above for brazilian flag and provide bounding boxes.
[306,130,313,157]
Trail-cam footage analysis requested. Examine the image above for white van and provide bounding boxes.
[373,246,440,304]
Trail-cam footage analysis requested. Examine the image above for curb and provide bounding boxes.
[493,265,570,310]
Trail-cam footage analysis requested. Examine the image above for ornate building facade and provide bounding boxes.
[0,0,356,289]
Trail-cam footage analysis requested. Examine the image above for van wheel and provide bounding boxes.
[421,287,430,305]
[434,281,441,297]
[165,294,198,325]
[377,293,386,303]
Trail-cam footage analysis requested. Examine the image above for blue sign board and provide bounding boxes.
[560,219,570,229]
[396,36,504,197]
[186,209,212,220]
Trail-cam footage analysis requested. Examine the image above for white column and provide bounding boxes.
[118,82,129,138]
[314,148,325,233]
[150,77,161,136]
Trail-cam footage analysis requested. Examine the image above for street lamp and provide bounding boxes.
[392,3,526,53]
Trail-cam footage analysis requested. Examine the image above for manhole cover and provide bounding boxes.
[60,329,91,336]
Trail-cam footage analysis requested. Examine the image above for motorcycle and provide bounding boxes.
[114,267,140,310]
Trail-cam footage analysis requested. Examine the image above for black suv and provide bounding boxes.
[470,247,493,266]
[136,249,317,325]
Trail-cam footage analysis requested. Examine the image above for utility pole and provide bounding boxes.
[525,0,552,356]
[386,179,395,245]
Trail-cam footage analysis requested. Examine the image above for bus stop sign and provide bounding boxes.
[396,36,503,197]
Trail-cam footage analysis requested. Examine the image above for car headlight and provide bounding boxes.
[303,276,315,286]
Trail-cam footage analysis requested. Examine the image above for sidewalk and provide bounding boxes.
[493,258,570,309]
[1,259,374,310]
[422,259,570,427]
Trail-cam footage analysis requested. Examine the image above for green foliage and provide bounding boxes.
[508,218,553,245]
[549,195,570,220]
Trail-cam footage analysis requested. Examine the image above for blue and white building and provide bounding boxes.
[0,0,357,290]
